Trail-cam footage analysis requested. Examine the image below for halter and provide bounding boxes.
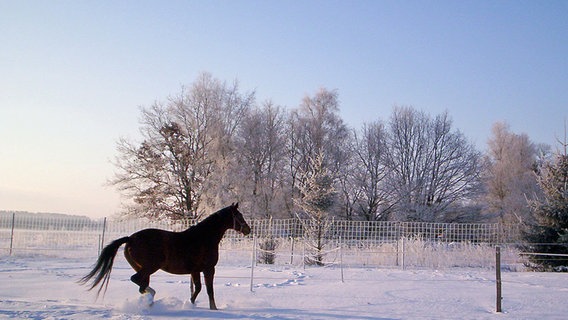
[231,209,242,233]
[215,204,248,234]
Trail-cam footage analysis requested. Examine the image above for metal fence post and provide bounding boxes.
[401,237,406,270]
[99,217,107,256]
[250,235,256,292]
[290,237,295,265]
[340,236,344,283]
[9,212,15,255]
[302,239,306,271]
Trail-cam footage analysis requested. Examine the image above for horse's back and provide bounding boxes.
[124,228,175,270]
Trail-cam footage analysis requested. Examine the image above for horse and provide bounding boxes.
[79,203,251,310]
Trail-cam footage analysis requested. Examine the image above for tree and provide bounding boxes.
[198,76,254,212]
[350,121,394,221]
[288,88,350,216]
[386,106,483,222]
[236,101,288,218]
[484,122,540,226]
[295,152,336,265]
[111,73,254,220]
[524,132,568,270]
[286,89,350,264]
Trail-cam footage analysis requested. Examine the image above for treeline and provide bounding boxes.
[0,211,94,230]
[111,72,563,230]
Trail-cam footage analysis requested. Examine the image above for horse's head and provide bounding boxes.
[229,202,251,236]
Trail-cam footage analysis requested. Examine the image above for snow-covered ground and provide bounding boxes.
[1,254,567,320]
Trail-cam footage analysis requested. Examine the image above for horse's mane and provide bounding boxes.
[187,206,231,235]
[201,206,230,223]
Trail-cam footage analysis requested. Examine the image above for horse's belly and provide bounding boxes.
[163,266,192,275]
[161,263,207,275]
[161,256,217,275]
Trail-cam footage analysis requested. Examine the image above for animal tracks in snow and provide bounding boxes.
[224,269,307,289]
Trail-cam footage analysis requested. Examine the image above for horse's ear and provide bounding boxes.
[234,202,239,209]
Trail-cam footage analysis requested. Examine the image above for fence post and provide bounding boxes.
[99,217,107,256]
[401,237,406,270]
[290,237,295,265]
[302,239,306,271]
[250,235,256,292]
[340,236,344,283]
[496,246,502,313]
[9,212,15,255]
[396,239,399,267]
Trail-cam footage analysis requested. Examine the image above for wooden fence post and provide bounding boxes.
[496,246,502,313]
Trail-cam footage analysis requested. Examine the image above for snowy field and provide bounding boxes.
[1,254,567,320]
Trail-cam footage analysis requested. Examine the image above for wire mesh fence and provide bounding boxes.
[253,219,503,243]
[0,212,555,269]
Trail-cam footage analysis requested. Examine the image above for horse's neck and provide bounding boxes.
[191,213,231,244]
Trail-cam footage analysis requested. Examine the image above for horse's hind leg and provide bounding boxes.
[204,268,217,310]
[131,271,155,296]
[124,245,157,297]
[190,272,201,304]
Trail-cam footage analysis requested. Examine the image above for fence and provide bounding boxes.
[251,218,504,243]
[0,212,526,268]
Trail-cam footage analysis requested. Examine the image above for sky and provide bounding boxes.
[1,1,567,218]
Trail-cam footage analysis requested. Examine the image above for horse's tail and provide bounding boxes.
[79,236,129,297]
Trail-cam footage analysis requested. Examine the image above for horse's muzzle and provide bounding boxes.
[241,225,251,236]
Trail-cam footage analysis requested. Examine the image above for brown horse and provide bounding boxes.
[80,203,251,310]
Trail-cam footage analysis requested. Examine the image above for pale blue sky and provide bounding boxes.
[1,1,566,218]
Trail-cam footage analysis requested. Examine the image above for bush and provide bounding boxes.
[257,237,278,264]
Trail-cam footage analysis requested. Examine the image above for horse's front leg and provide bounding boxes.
[190,272,201,304]
[203,268,217,310]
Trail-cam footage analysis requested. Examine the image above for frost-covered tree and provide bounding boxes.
[288,88,349,216]
[236,101,288,218]
[295,152,336,265]
[484,122,540,226]
[524,136,568,270]
[200,77,254,212]
[111,73,253,220]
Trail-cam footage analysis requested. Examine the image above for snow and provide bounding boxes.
[1,255,567,319]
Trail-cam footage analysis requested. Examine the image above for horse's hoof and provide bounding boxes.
[139,291,155,308]
[144,287,156,297]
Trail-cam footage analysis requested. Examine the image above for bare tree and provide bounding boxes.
[335,137,359,220]
[387,106,429,220]
[236,101,288,218]
[351,121,394,221]
[387,106,483,222]
[423,112,483,220]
